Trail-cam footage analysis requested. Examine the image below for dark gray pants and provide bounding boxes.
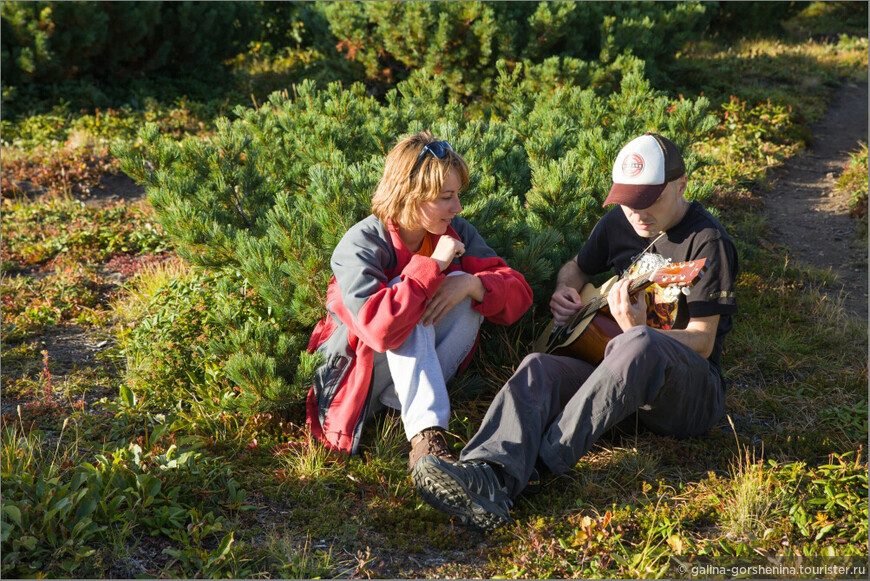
[460,326,725,498]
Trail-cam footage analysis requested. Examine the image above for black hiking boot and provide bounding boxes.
[412,455,512,532]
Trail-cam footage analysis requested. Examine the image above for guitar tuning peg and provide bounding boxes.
[681,287,691,295]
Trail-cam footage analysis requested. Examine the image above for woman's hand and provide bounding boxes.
[421,273,484,326]
[431,236,465,272]
[607,278,646,331]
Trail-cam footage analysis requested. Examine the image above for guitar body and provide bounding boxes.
[534,259,708,365]
[534,275,624,364]
[550,311,622,364]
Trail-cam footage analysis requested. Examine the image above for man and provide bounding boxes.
[412,133,739,532]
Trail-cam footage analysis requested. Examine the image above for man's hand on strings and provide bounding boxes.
[550,285,583,326]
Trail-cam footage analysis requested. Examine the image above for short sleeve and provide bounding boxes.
[685,235,739,318]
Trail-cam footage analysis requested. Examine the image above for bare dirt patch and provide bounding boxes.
[35,325,118,373]
[85,170,146,207]
[1,169,145,413]
[763,81,868,322]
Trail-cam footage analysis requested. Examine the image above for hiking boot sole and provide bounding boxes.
[412,456,511,532]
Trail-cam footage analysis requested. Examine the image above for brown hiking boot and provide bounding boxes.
[408,427,455,470]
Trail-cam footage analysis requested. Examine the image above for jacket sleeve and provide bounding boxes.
[453,218,533,325]
[330,226,445,353]
[461,255,533,325]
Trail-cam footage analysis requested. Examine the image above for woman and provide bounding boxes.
[306,131,533,469]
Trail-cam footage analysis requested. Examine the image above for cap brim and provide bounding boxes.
[603,182,667,209]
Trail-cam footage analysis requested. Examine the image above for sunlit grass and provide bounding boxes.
[783,1,870,40]
[275,435,345,486]
[0,100,217,152]
[616,498,678,579]
[1,412,84,502]
[110,256,189,324]
[110,257,192,401]
[260,531,347,579]
[836,141,869,236]
[364,411,410,465]
[719,426,779,541]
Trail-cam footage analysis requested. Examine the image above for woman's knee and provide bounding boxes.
[390,321,436,356]
[434,296,481,338]
[451,295,478,318]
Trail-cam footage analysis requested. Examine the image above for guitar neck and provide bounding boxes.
[627,276,655,296]
[542,258,708,355]
[573,276,653,321]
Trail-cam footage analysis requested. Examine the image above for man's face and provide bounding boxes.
[620,177,688,238]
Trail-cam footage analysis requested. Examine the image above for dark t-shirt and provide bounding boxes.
[576,201,739,371]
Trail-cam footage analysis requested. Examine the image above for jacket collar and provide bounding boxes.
[385,218,460,264]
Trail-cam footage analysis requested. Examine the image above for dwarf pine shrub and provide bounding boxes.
[317,1,713,96]
[119,267,319,416]
[115,68,717,419]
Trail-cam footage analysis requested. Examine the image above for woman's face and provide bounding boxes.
[416,168,462,234]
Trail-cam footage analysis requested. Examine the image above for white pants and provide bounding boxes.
[369,272,483,440]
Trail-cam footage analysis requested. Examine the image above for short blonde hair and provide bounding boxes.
[371,130,469,231]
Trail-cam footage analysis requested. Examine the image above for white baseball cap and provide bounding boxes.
[603,133,686,209]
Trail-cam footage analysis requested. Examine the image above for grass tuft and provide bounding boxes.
[720,419,778,540]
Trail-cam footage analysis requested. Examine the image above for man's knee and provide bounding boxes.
[517,352,558,377]
[505,353,549,389]
[604,325,656,359]
[497,353,563,409]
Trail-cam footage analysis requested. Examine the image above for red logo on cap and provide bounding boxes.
[622,153,644,178]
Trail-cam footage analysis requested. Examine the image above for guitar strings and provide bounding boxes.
[553,233,668,341]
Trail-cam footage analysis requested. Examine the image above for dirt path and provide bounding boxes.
[763,81,868,322]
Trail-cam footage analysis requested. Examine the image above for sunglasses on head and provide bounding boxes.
[418,140,454,159]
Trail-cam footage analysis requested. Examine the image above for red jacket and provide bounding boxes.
[306,215,533,454]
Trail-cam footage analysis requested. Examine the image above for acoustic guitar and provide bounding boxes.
[533,259,708,364]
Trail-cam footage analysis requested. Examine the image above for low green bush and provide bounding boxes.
[707,1,803,38]
[0,2,257,119]
[120,268,319,421]
[1,1,719,120]
[0,99,219,151]
[318,1,712,96]
[0,196,169,270]
[837,142,868,225]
